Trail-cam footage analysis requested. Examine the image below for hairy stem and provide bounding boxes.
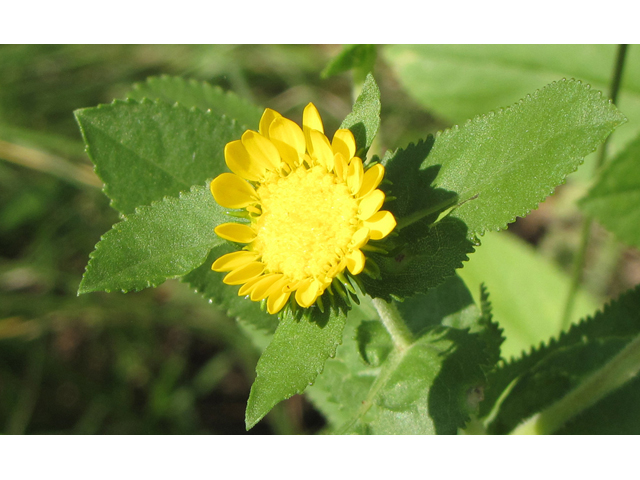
[561,44,628,330]
[371,297,413,352]
[510,332,640,435]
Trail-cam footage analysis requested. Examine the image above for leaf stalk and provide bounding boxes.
[371,297,413,352]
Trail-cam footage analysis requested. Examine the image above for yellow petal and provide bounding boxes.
[307,129,334,170]
[265,275,291,297]
[303,102,324,134]
[332,129,356,160]
[358,189,385,220]
[350,227,370,249]
[269,117,305,168]
[210,173,257,209]
[346,249,365,275]
[359,163,385,198]
[242,131,281,171]
[333,152,348,181]
[225,140,264,182]
[364,211,397,240]
[238,275,264,296]
[295,278,323,308]
[259,108,282,138]
[223,261,265,285]
[212,250,260,272]
[267,290,291,314]
[250,273,284,301]
[347,157,364,194]
[214,223,256,243]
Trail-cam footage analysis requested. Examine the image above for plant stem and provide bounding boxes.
[371,297,413,352]
[560,44,628,330]
[510,332,640,435]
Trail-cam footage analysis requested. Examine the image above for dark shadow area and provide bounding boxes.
[427,326,491,435]
[396,275,478,337]
[361,136,475,301]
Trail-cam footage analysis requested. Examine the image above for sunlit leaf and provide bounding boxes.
[75,99,243,214]
[79,184,228,294]
[245,306,347,430]
[126,75,263,129]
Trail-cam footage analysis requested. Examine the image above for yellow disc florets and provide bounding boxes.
[210,103,396,314]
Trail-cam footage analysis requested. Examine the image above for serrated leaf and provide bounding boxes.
[307,276,502,434]
[245,305,347,430]
[490,338,631,434]
[362,216,475,300]
[348,327,489,435]
[126,75,263,129]
[75,99,244,215]
[395,275,481,336]
[322,45,376,79]
[480,285,640,431]
[181,245,279,334]
[580,132,640,248]
[78,184,228,294]
[422,79,625,237]
[340,73,381,157]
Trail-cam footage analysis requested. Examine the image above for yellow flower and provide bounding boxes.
[210,103,396,314]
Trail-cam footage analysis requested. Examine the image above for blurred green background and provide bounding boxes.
[1,44,638,434]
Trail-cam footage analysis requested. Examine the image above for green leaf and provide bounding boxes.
[580,132,640,248]
[458,231,600,359]
[245,306,347,430]
[78,184,228,294]
[75,99,244,215]
[303,301,379,430]
[423,79,625,238]
[181,245,279,334]
[307,276,502,434]
[356,320,392,367]
[126,75,263,129]
[348,327,489,435]
[362,216,475,301]
[480,285,640,432]
[340,73,381,157]
[383,45,640,158]
[322,45,377,80]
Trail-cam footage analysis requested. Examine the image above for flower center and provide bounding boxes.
[254,165,359,283]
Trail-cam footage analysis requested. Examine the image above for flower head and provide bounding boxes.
[210,103,396,314]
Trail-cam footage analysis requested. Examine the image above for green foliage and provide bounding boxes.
[479,285,640,434]
[458,231,600,359]
[580,132,640,248]
[307,276,502,434]
[423,79,625,238]
[245,306,347,430]
[9,45,635,435]
[78,184,229,294]
[362,216,475,300]
[322,45,377,82]
[75,99,244,214]
[126,75,264,129]
[339,73,381,158]
[74,71,628,432]
[181,246,279,334]
[383,45,640,157]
